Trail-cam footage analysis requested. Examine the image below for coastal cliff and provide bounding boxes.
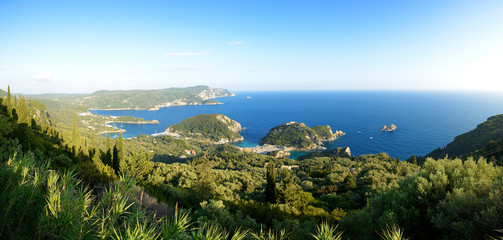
[312,125,346,141]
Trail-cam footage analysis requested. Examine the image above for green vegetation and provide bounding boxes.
[311,125,336,140]
[33,85,233,110]
[428,114,503,158]
[167,113,243,142]
[260,122,343,149]
[115,115,158,123]
[339,157,503,240]
[2,86,503,240]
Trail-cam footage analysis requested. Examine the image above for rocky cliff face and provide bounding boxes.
[197,88,235,100]
[215,114,242,132]
[312,125,346,141]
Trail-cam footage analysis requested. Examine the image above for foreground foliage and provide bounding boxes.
[2,88,503,239]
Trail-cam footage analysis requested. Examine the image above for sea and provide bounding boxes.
[90,91,503,160]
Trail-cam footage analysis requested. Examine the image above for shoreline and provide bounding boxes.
[89,102,224,111]
[97,129,126,135]
[105,120,159,125]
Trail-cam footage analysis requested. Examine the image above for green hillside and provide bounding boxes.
[2,88,503,240]
[33,85,234,110]
[166,113,243,141]
[259,122,344,149]
[259,122,323,149]
[427,114,503,158]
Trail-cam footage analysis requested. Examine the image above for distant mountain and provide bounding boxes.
[0,89,6,97]
[427,114,503,159]
[165,113,243,142]
[259,122,344,150]
[31,85,234,110]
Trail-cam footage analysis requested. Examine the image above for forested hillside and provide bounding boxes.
[33,85,234,110]
[166,113,243,142]
[260,122,344,149]
[1,87,503,240]
[428,114,503,158]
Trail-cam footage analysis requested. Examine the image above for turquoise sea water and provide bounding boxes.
[91,91,503,159]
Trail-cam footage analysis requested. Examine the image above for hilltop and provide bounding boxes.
[165,113,243,142]
[259,122,344,150]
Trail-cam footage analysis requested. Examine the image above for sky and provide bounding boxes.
[1,0,503,94]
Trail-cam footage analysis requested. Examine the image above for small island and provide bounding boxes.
[380,124,397,131]
[164,113,244,142]
[259,121,345,150]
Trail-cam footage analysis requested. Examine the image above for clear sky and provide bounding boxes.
[1,0,503,94]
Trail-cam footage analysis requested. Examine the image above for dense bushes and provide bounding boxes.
[340,157,503,240]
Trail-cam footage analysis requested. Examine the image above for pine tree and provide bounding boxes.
[265,160,278,204]
[13,95,17,110]
[117,132,125,163]
[104,133,112,166]
[17,95,29,124]
[411,155,418,165]
[112,132,125,174]
[72,114,78,148]
[106,133,111,152]
[112,145,119,174]
[5,85,11,115]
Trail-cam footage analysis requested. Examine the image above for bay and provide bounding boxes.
[91,91,503,160]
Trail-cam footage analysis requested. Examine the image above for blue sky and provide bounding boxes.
[1,0,503,93]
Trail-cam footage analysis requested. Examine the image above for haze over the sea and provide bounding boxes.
[1,0,503,93]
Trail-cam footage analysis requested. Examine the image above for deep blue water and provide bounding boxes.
[91,91,503,160]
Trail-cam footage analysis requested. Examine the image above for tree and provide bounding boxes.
[193,153,216,200]
[17,95,29,124]
[116,132,125,166]
[344,174,356,190]
[265,160,278,204]
[104,133,112,166]
[112,145,119,174]
[72,114,78,148]
[411,155,418,165]
[5,85,11,116]
[121,150,153,181]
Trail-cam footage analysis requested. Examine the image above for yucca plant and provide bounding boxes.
[39,170,95,239]
[378,225,405,240]
[112,215,160,240]
[191,222,229,240]
[95,177,136,238]
[229,228,248,240]
[312,222,343,240]
[250,226,287,240]
[161,203,192,239]
[0,152,48,239]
